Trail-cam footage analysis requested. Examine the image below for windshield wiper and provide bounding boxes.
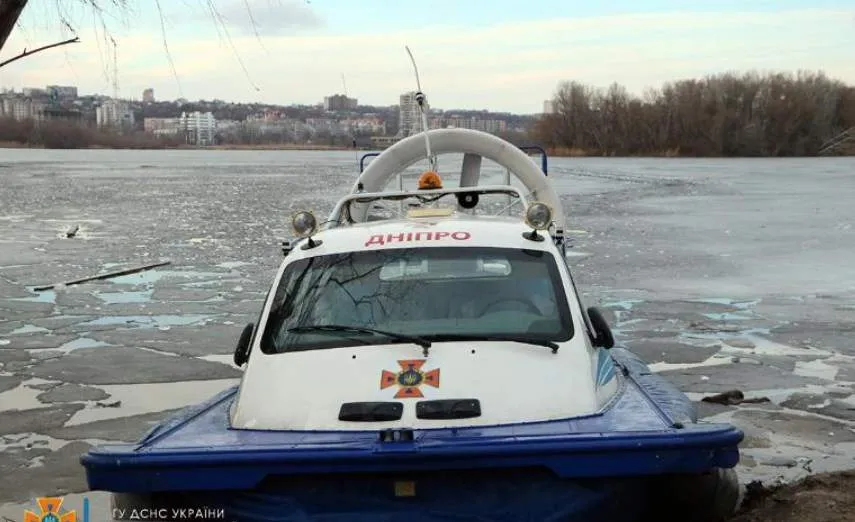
[287,324,432,356]
[425,334,560,354]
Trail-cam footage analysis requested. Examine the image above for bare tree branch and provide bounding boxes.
[203,0,260,92]
[0,0,304,92]
[153,0,184,98]
[0,35,79,68]
[242,0,267,52]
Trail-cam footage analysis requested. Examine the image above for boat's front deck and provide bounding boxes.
[82,348,743,492]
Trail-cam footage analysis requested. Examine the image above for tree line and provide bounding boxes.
[532,70,855,157]
[0,117,184,149]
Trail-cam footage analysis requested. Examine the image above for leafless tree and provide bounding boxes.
[534,70,855,157]
[0,0,275,89]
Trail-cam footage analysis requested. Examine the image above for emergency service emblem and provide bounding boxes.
[380,359,440,398]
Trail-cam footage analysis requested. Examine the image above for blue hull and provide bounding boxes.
[83,348,743,521]
[111,473,656,522]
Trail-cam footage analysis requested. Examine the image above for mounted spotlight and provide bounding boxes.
[456,191,479,209]
[523,202,552,242]
[292,210,322,250]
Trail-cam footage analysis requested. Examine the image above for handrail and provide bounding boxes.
[359,152,382,173]
[327,185,528,227]
[350,129,563,231]
[518,145,548,175]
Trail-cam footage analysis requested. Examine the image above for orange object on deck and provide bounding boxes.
[418,171,443,190]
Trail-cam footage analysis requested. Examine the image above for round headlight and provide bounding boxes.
[291,211,318,238]
[525,202,553,230]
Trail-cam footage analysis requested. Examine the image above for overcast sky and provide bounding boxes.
[2,0,854,113]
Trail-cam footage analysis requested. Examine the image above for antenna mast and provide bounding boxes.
[110,37,119,99]
[341,73,358,159]
[404,45,436,173]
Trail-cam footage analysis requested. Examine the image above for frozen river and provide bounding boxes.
[1,148,854,519]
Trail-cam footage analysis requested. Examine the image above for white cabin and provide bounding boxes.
[229,128,619,431]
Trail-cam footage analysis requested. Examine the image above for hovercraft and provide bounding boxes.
[80,125,743,522]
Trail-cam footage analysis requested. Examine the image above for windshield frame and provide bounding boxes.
[258,245,575,354]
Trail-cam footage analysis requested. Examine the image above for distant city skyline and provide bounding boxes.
[2,0,854,113]
[1,84,530,116]
[1,84,529,148]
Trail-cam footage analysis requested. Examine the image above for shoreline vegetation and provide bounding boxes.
[0,139,354,151]
[3,139,852,157]
[545,147,681,158]
[6,140,850,157]
[2,70,853,157]
[4,132,852,157]
[534,70,855,158]
[544,145,855,157]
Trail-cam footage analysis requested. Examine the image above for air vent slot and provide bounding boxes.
[339,401,403,422]
[378,428,414,442]
[416,399,481,419]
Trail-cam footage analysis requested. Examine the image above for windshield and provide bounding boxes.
[260,246,573,353]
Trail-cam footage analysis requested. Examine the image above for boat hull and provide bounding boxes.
[82,348,743,521]
[109,467,740,522]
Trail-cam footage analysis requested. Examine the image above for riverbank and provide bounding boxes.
[0,140,356,151]
[4,140,853,156]
[546,146,681,158]
[544,146,855,158]
[731,471,855,522]
[206,143,353,151]
[0,140,30,148]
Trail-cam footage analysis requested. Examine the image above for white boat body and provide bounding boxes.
[230,128,619,432]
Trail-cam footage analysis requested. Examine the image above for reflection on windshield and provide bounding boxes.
[260,246,573,353]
